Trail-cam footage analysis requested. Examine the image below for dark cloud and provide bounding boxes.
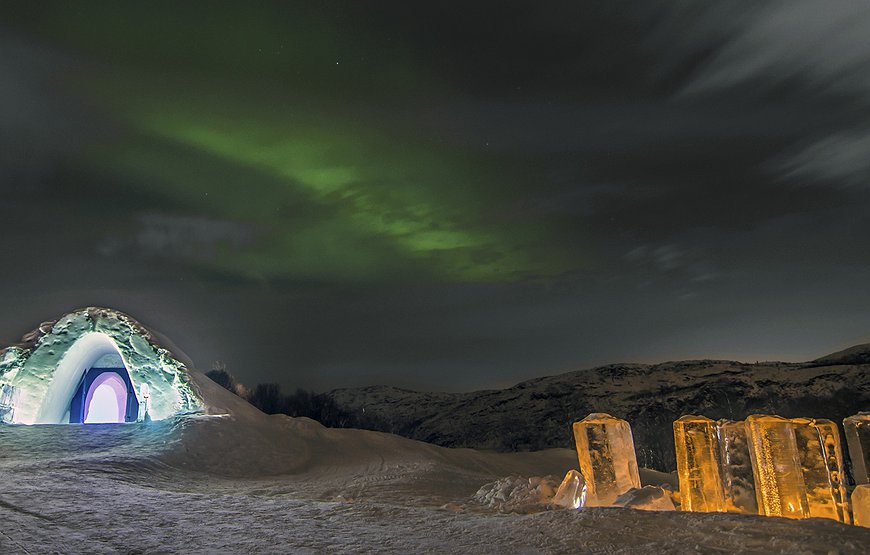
[679,0,870,99]
[1,2,869,392]
[0,33,97,193]
[132,213,258,260]
[778,131,870,189]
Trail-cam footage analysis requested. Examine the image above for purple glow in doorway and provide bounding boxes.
[83,373,127,424]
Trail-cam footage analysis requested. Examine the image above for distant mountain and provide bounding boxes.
[324,348,869,471]
[810,342,870,366]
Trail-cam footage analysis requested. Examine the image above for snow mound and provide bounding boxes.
[470,475,561,513]
[614,486,677,511]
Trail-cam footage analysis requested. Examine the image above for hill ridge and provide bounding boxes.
[323,348,869,472]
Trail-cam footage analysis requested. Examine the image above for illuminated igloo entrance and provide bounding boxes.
[74,368,137,423]
[0,308,203,425]
[66,351,140,424]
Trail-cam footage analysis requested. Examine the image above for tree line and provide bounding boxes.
[205,365,361,428]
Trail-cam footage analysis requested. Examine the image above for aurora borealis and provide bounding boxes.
[2,1,870,391]
[11,3,564,284]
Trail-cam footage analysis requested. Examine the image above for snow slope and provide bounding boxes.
[0,374,867,554]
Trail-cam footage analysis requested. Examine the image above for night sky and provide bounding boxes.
[2,1,870,392]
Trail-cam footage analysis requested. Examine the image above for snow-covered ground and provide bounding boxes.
[0,372,867,554]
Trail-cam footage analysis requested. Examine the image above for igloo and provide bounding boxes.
[0,308,203,425]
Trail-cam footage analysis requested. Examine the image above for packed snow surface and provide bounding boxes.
[0,373,867,554]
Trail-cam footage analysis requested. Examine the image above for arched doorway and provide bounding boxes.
[84,373,127,423]
[69,367,139,424]
[35,332,136,424]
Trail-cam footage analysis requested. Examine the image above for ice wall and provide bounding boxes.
[0,308,202,424]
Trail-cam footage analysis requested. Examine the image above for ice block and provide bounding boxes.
[746,414,809,519]
[551,469,585,509]
[844,412,870,485]
[717,419,759,515]
[674,415,725,512]
[572,413,641,507]
[853,484,870,527]
[814,419,851,524]
[792,418,849,523]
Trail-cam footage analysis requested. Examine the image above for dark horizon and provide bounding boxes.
[3,1,870,393]
[2,302,867,394]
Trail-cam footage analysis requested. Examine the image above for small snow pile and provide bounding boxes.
[551,469,585,509]
[613,486,676,512]
[471,475,560,513]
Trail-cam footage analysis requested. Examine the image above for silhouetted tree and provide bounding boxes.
[205,362,250,399]
[205,368,235,392]
[283,388,313,417]
[250,383,284,414]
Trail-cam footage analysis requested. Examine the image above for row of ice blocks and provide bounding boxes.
[674,413,870,524]
[569,412,870,525]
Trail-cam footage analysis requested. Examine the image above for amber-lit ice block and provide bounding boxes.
[716,419,758,515]
[792,418,850,523]
[551,469,585,509]
[853,484,870,527]
[572,413,641,507]
[844,412,870,485]
[746,414,809,519]
[814,419,851,524]
[674,415,725,512]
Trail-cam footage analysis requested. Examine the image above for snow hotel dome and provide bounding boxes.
[0,307,203,425]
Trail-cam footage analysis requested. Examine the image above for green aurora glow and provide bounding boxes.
[9,1,578,284]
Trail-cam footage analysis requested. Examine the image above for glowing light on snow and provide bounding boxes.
[84,373,127,424]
